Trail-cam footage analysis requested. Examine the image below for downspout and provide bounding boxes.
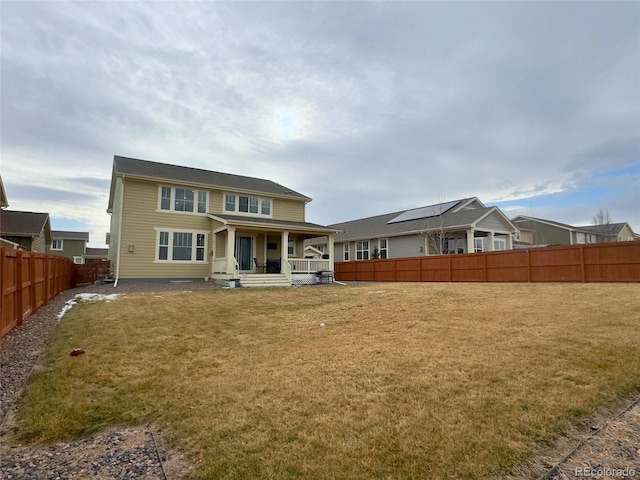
[114,175,124,287]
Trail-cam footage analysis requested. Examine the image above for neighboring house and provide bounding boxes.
[50,231,90,264]
[0,210,52,253]
[512,216,600,246]
[84,247,109,263]
[0,175,8,209]
[307,197,517,262]
[577,223,636,243]
[107,156,337,286]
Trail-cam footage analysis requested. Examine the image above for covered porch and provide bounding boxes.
[208,214,337,287]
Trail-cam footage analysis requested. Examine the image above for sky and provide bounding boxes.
[1,1,638,248]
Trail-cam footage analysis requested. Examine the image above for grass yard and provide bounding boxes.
[16,283,640,479]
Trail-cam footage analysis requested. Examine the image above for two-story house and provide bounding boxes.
[107,156,337,286]
[50,231,90,264]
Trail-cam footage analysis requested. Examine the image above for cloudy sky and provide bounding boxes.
[2,1,638,248]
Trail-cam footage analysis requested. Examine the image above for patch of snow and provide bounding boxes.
[57,293,121,320]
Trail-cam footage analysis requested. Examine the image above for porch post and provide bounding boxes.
[211,231,217,276]
[506,232,513,250]
[281,231,289,264]
[226,227,237,276]
[466,228,475,254]
[487,232,495,252]
[328,233,335,271]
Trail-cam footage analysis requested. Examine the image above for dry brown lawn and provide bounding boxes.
[16,283,640,479]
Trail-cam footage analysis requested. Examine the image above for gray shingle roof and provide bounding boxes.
[0,210,50,236]
[326,199,505,242]
[113,156,310,201]
[577,223,628,235]
[52,230,90,241]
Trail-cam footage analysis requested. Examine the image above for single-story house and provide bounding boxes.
[512,216,602,246]
[107,155,337,286]
[307,197,517,261]
[50,230,90,264]
[576,223,636,243]
[0,210,52,253]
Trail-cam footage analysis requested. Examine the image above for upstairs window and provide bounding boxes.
[51,239,63,250]
[159,186,208,214]
[224,193,272,218]
[225,194,236,212]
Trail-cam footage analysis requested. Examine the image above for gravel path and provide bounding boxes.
[1,280,638,479]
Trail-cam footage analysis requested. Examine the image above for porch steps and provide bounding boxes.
[239,274,291,288]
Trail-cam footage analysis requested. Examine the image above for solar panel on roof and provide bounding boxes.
[387,200,459,224]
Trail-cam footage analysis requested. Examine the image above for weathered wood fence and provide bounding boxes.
[1,248,111,339]
[335,242,640,283]
[75,260,111,285]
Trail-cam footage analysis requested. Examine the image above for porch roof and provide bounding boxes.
[208,214,338,235]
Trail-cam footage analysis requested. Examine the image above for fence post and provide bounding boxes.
[448,255,452,282]
[29,253,37,315]
[526,249,531,283]
[16,250,24,326]
[579,244,586,283]
[483,252,487,282]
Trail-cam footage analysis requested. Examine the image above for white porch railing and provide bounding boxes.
[213,257,240,275]
[289,259,331,273]
[213,257,227,274]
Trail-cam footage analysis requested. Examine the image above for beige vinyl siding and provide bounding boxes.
[118,179,212,279]
[273,198,306,222]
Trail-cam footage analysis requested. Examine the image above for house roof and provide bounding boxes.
[314,198,515,243]
[85,247,109,258]
[512,215,598,234]
[208,213,338,236]
[0,175,8,208]
[52,230,90,241]
[577,223,632,236]
[0,210,50,236]
[109,156,311,212]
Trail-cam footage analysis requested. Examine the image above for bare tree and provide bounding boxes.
[592,208,612,226]
[591,208,612,243]
[422,196,448,255]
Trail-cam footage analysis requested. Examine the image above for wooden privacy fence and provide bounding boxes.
[335,241,640,283]
[1,248,76,339]
[75,260,111,285]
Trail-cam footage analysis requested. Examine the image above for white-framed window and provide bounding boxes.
[155,228,208,263]
[288,240,295,256]
[316,245,325,253]
[343,243,350,261]
[51,239,63,250]
[356,241,369,260]
[223,193,272,218]
[158,186,208,214]
[494,238,506,251]
[224,194,236,212]
[73,256,84,265]
[474,238,484,252]
[378,239,388,259]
